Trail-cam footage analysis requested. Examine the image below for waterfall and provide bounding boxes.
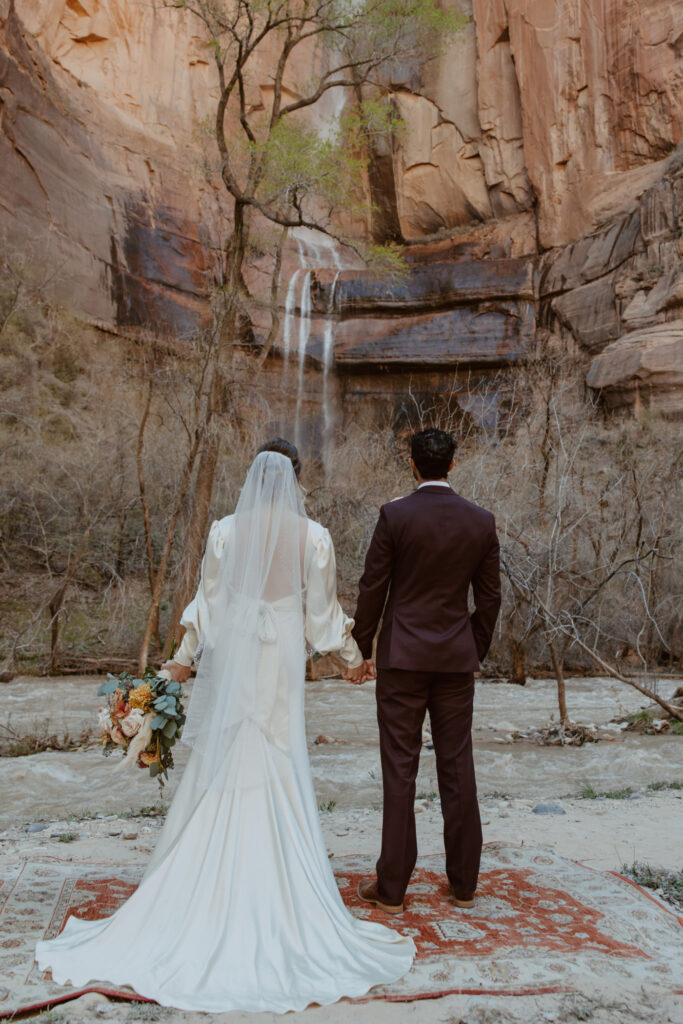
[294,270,312,450]
[280,227,349,457]
[282,269,301,369]
[322,271,341,472]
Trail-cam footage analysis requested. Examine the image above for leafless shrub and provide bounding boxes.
[0,718,93,757]
[1,245,680,716]
[313,360,682,725]
[0,245,282,674]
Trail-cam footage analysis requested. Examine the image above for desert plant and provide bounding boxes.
[621,861,683,911]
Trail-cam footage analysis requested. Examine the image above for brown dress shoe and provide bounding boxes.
[357,877,404,915]
[448,884,475,908]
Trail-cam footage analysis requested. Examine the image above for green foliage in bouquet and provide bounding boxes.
[96,668,186,792]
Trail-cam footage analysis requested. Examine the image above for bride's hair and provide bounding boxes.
[257,437,302,478]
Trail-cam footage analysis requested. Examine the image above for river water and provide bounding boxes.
[1,674,680,826]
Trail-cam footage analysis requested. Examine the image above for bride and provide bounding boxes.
[36,441,415,1013]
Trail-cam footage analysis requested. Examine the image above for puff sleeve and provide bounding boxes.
[305,525,363,668]
[173,519,228,667]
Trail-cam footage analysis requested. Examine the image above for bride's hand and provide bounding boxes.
[345,659,375,686]
[160,660,192,684]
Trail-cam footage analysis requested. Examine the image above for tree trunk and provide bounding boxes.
[508,637,527,686]
[546,630,569,726]
[257,227,287,367]
[48,594,62,674]
[138,426,203,673]
[136,376,162,651]
[114,508,128,579]
[46,524,92,674]
[163,199,248,660]
[163,430,220,658]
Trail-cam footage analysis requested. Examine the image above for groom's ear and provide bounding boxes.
[449,458,455,472]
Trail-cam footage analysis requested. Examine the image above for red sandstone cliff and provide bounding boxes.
[0,0,681,413]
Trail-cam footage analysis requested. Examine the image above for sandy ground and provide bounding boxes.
[1,674,682,1023]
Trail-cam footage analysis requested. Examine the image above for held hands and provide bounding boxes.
[344,658,376,686]
[160,660,192,684]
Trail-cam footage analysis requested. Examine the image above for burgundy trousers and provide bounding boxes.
[375,668,482,906]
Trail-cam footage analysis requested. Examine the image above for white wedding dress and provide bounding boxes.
[36,453,415,1013]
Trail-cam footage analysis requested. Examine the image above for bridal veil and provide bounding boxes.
[182,450,307,789]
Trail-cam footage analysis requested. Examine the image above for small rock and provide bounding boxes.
[532,803,566,815]
[27,823,47,833]
[122,832,138,840]
[107,830,121,836]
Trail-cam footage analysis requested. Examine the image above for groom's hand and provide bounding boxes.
[362,658,376,682]
[161,660,192,683]
[345,659,375,685]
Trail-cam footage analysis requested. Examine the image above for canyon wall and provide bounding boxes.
[387,0,683,248]
[0,0,228,333]
[1,0,681,418]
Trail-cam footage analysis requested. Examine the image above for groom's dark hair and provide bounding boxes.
[257,437,302,477]
[411,428,456,480]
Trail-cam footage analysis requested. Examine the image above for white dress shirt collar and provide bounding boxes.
[417,480,452,490]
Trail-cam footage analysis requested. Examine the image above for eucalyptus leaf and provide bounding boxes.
[163,719,178,739]
[151,714,167,730]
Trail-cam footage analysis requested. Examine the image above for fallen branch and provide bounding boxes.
[557,626,683,723]
[55,656,139,675]
[504,564,683,723]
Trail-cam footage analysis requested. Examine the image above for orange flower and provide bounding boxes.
[128,683,153,712]
[111,690,128,719]
[138,750,160,767]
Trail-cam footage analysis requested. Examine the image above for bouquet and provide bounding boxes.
[97,668,186,792]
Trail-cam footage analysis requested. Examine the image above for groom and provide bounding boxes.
[347,428,501,914]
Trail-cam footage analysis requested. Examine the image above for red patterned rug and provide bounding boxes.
[1,844,681,1017]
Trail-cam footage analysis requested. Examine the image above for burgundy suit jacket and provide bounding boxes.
[352,485,501,672]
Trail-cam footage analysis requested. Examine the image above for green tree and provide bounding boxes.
[161,0,465,658]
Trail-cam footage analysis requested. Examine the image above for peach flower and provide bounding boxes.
[120,708,145,737]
